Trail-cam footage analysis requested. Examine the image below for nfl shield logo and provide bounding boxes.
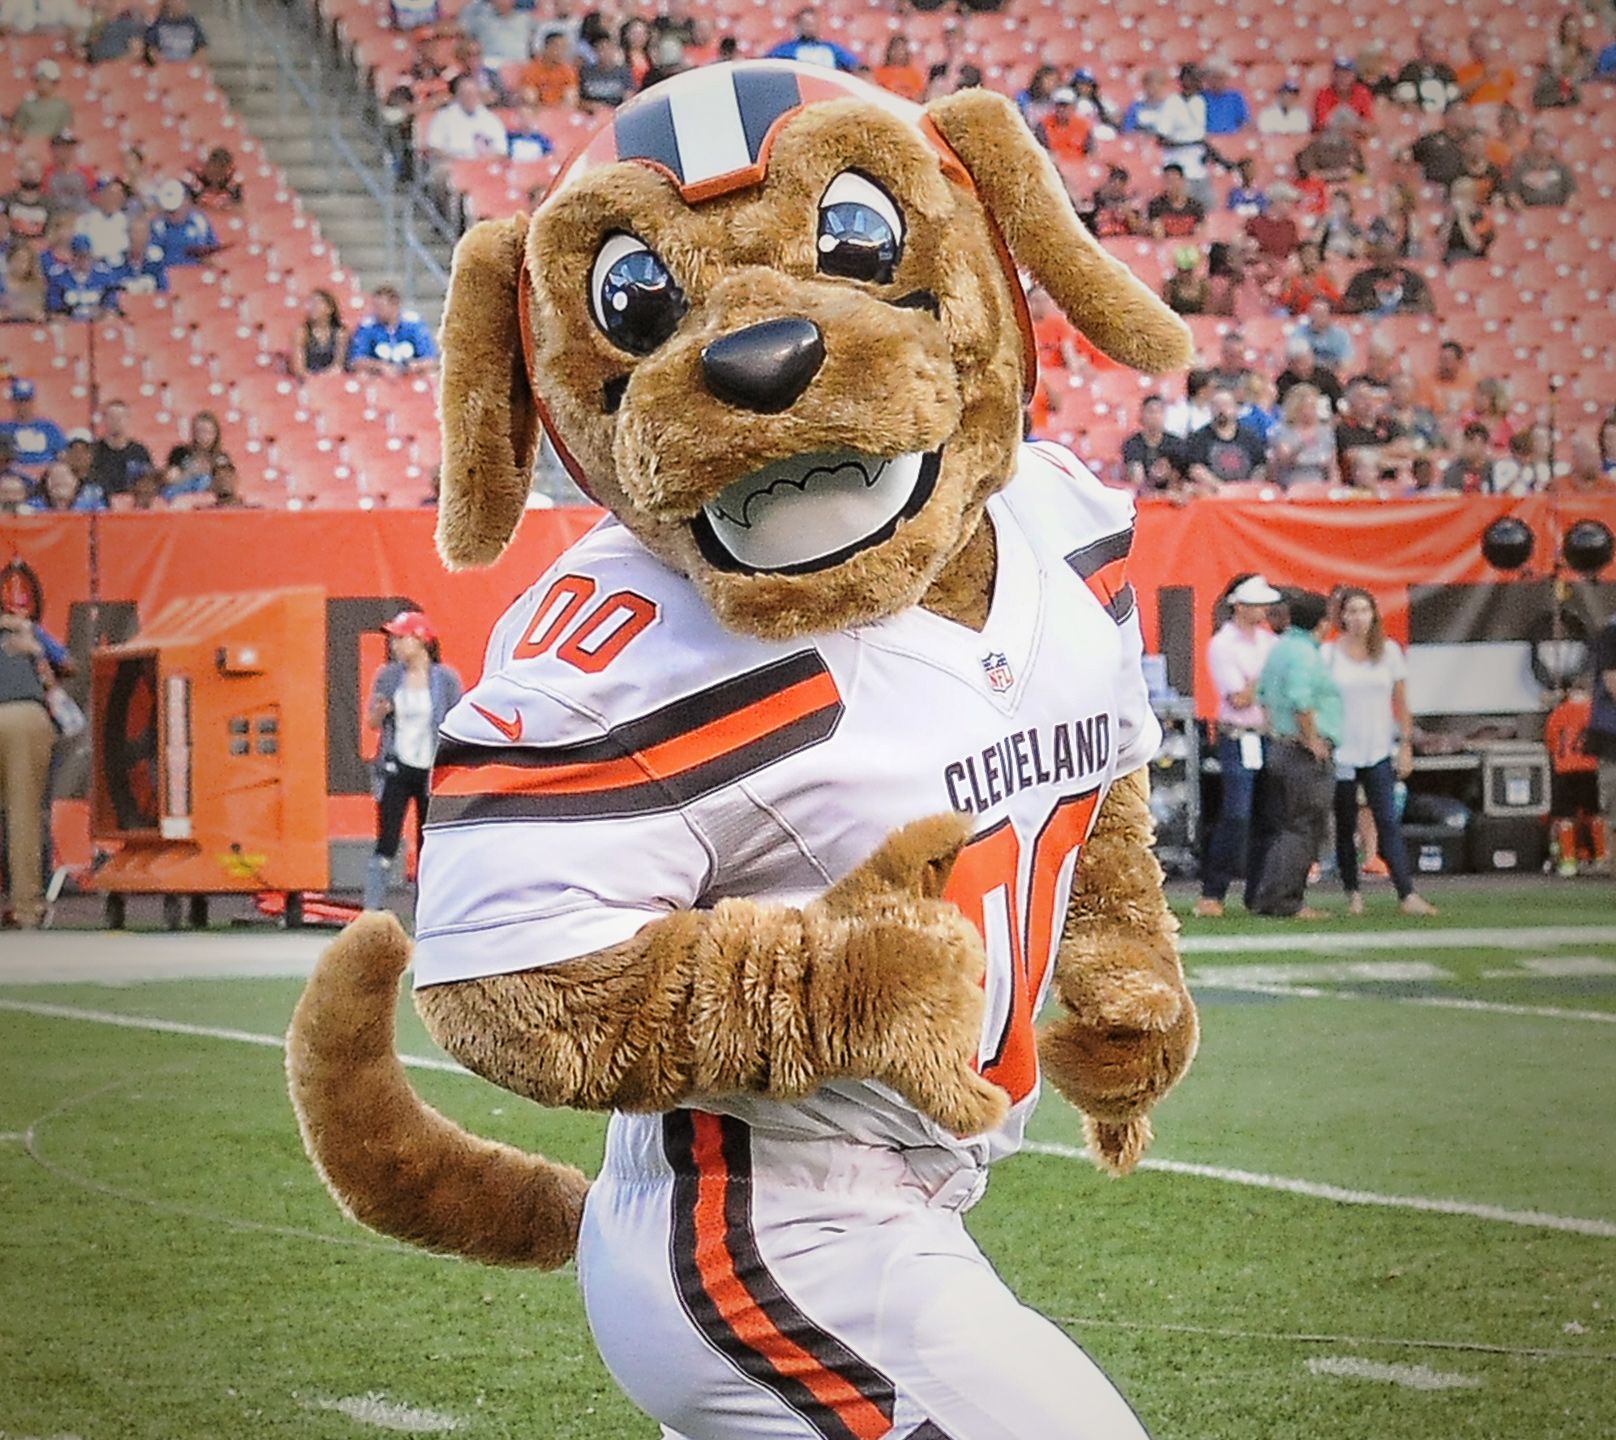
[981,651,1014,693]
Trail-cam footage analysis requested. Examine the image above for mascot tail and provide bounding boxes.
[285,912,590,1268]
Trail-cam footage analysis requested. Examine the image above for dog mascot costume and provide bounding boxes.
[288,61,1198,1440]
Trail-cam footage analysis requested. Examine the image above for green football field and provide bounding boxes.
[2,881,1613,1440]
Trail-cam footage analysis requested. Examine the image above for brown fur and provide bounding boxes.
[1041,768,1199,1175]
[292,68,1196,1269]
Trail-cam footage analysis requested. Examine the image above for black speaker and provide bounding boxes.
[98,654,160,834]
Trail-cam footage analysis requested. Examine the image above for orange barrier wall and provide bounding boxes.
[6,496,1614,853]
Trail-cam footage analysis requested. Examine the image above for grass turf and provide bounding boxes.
[2,884,1613,1438]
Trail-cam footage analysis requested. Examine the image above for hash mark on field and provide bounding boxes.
[1306,1356,1483,1391]
[314,1395,461,1433]
[0,1132,25,1143]
[1191,960,1451,987]
[1481,956,1616,979]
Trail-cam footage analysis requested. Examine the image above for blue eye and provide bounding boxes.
[590,233,687,355]
[817,172,904,285]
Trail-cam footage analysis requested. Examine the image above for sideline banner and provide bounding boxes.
[5,496,1612,853]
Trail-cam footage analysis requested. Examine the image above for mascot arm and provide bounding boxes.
[415,811,1007,1138]
[1038,766,1199,1176]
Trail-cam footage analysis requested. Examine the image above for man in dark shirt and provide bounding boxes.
[1334,380,1407,472]
[88,400,154,496]
[1186,390,1267,486]
[577,37,633,108]
[1409,107,1472,186]
[1205,330,1253,395]
[1394,30,1459,112]
[1121,394,1187,492]
[144,0,207,62]
[1442,423,1497,494]
[1275,338,1344,408]
[1146,164,1204,238]
[1342,241,1434,315]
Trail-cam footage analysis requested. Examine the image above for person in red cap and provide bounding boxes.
[363,611,462,911]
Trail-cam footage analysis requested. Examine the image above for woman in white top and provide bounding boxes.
[363,610,463,911]
[1323,589,1437,916]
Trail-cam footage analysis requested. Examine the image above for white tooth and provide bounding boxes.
[703,451,925,571]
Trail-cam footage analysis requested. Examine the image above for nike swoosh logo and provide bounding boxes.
[470,702,523,743]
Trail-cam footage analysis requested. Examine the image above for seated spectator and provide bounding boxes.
[347,286,437,376]
[1068,68,1119,138]
[1335,379,1408,475]
[1442,421,1497,493]
[1455,133,1505,202]
[1276,334,1346,408]
[1547,435,1616,497]
[1121,394,1187,493]
[387,0,440,30]
[1037,88,1092,163]
[1256,78,1309,136]
[1491,425,1551,494]
[1409,107,1472,187]
[28,457,103,511]
[117,214,168,295]
[44,132,97,214]
[0,245,48,323]
[1341,239,1433,315]
[1348,333,1402,395]
[1551,11,1597,78]
[186,146,243,209]
[149,180,219,266]
[1598,37,1616,79]
[1267,382,1338,488]
[207,454,249,507]
[1226,159,1267,217]
[1273,246,1344,316]
[1312,56,1373,132]
[45,233,124,316]
[163,409,223,493]
[88,399,152,495]
[504,106,555,162]
[1162,246,1210,315]
[1533,49,1582,110]
[126,464,165,510]
[1245,182,1302,262]
[290,288,347,380]
[1186,389,1267,488]
[1357,42,1397,100]
[1016,65,1061,122]
[765,7,856,71]
[1201,56,1249,133]
[1457,376,1515,451]
[445,36,510,105]
[1602,412,1616,475]
[1440,176,1494,262]
[1296,109,1365,183]
[1239,373,1280,442]
[3,157,52,242]
[62,427,93,484]
[1486,104,1528,170]
[1080,166,1140,237]
[1146,164,1203,238]
[1121,69,1169,135]
[459,0,536,67]
[1371,176,1421,258]
[0,380,67,471]
[1394,29,1459,113]
[1206,330,1253,394]
[74,178,131,264]
[1163,367,1214,438]
[1155,65,1215,207]
[618,16,651,86]
[12,59,73,140]
[872,35,925,103]
[143,0,206,61]
[119,144,161,213]
[1384,372,1441,452]
[425,75,508,159]
[1316,189,1364,260]
[649,0,697,54]
[1206,237,1265,320]
[1457,31,1519,106]
[519,31,577,106]
[640,32,690,89]
[1,0,88,31]
[1508,128,1577,207]
[1418,339,1474,420]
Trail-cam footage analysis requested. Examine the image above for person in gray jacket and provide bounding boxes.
[363,610,462,911]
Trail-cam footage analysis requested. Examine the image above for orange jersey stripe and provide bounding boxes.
[1083,554,1128,608]
[432,671,839,799]
[689,1114,893,1440]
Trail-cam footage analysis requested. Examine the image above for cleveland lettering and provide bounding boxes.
[944,714,1110,814]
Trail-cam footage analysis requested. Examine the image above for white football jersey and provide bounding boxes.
[414,443,1161,1168]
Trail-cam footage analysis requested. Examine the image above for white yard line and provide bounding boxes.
[0,932,328,984]
[1192,980,1616,1024]
[312,1395,462,1433]
[1181,924,1616,954]
[1021,1141,1616,1239]
[1305,1356,1483,1390]
[6,997,1613,1241]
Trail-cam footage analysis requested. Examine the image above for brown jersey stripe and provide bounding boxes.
[1064,526,1134,580]
[664,1112,897,1440]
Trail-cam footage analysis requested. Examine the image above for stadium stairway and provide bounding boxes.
[193,0,452,327]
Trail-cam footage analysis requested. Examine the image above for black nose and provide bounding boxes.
[700,318,825,413]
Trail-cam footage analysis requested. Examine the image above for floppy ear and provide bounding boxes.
[435,214,541,571]
[926,89,1191,375]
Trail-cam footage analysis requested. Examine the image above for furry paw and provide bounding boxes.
[807,814,1008,1139]
[1084,1113,1152,1177]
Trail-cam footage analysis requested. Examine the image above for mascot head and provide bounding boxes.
[436,61,1188,639]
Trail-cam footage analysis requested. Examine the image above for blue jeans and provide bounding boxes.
[1333,757,1415,900]
[1202,733,1274,906]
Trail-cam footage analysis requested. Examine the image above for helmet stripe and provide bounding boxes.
[733,66,804,164]
[614,95,683,183]
[667,71,752,187]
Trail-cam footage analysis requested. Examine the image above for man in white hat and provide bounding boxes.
[10,60,74,139]
[1195,573,1283,917]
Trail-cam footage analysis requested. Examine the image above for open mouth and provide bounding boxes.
[690,449,940,575]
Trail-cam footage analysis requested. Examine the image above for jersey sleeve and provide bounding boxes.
[1022,442,1162,774]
